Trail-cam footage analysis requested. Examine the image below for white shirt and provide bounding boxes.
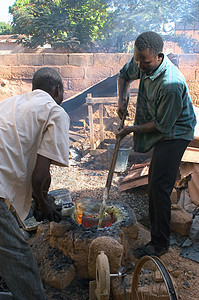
[0,89,70,220]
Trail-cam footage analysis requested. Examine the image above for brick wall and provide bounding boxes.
[0,53,199,105]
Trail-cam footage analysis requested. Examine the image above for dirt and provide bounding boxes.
[1,103,199,299]
[37,150,199,300]
[45,102,199,299]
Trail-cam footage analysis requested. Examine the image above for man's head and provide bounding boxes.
[32,67,64,105]
[134,31,164,74]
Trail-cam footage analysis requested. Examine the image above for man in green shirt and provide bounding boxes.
[117,31,196,258]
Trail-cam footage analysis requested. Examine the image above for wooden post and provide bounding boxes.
[87,94,95,150]
[99,103,104,144]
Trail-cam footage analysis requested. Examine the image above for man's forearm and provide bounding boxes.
[118,76,129,104]
[117,121,158,140]
[32,154,51,208]
[132,121,157,133]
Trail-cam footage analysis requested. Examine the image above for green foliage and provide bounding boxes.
[0,22,14,35]
[165,33,199,54]
[98,0,196,52]
[11,0,110,50]
[9,0,199,52]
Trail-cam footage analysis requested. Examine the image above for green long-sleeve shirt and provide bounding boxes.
[119,54,196,153]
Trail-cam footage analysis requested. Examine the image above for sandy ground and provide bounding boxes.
[1,103,198,299]
[39,149,199,300]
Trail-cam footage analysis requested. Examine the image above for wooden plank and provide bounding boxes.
[189,138,199,149]
[86,96,118,104]
[86,93,137,150]
[181,147,199,163]
[119,162,150,191]
[119,177,148,192]
[86,96,136,104]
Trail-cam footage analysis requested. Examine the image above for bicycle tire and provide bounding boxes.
[131,255,178,300]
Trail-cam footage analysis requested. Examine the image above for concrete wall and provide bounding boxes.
[0,53,199,105]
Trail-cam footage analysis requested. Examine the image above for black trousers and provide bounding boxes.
[148,139,190,250]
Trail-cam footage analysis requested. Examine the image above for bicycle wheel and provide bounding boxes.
[131,255,178,300]
[95,251,110,300]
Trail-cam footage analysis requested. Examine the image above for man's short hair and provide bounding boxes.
[32,67,63,93]
[135,31,163,56]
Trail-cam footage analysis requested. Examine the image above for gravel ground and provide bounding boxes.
[50,150,150,223]
[47,150,199,300]
[1,147,199,299]
[45,149,150,299]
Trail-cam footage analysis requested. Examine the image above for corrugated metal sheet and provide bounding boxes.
[119,161,150,192]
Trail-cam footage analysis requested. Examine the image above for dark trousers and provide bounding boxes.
[148,139,190,250]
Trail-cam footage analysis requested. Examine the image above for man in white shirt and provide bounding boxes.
[0,67,70,299]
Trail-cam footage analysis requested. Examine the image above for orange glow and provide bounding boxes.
[76,213,83,224]
[74,201,114,228]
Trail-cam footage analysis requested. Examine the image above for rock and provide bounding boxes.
[88,236,123,279]
[39,259,76,290]
[50,220,70,237]
[171,205,192,236]
[170,188,179,204]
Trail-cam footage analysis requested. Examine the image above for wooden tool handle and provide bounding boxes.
[105,96,129,194]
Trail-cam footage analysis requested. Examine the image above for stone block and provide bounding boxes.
[120,223,139,240]
[171,205,192,236]
[68,54,93,66]
[1,54,18,66]
[88,236,123,279]
[40,260,76,290]
[110,66,120,76]
[72,236,91,278]
[196,70,199,81]
[50,221,69,237]
[118,53,132,66]
[60,66,85,78]
[68,78,99,92]
[170,188,178,204]
[93,53,121,66]
[85,66,112,79]
[11,66,35,79]
[0,66,12,79]
[18,54,43,66]
[89,281,98,300]
[179,54,199,68]
[180,68,196,81]
[43,54,68,65]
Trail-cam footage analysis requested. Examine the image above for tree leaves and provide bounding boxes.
[10,0,199,52]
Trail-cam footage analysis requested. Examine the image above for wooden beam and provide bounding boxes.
[88,104,95,150]
[86,97,118,104]
[99,103,104,143]
[86,96,136,105]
